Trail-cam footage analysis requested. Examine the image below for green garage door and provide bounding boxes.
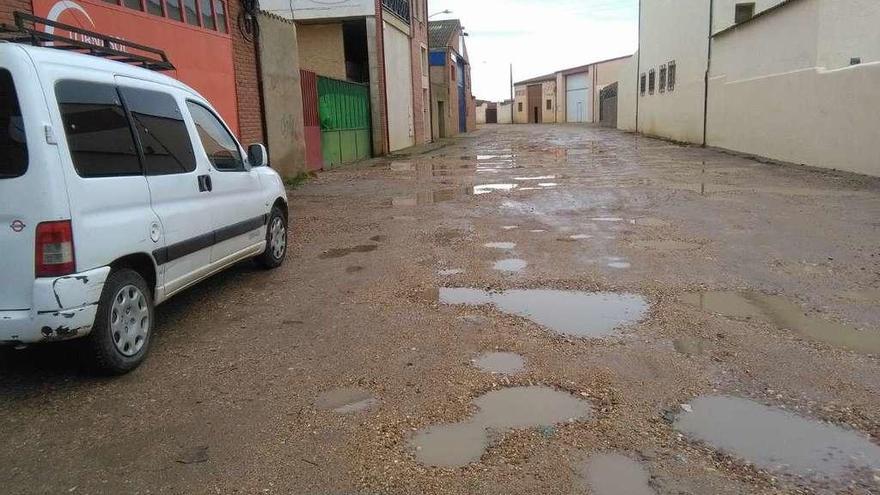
[318,77,372,168]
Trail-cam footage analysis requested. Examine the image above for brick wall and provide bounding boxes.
[1,0,33,25]
[372,0,389,155]
[409,0,429,144]
[228,0,265,146]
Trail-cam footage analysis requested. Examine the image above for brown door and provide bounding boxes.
[438,101,446,138]
[527,84,543,123]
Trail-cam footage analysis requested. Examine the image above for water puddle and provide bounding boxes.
[673,337,707,356]
[607,261,632,270]
[439,288,649,337]
[410,386,592,467]
[319,245,378,259]
[675,396,880,480]
[630,240,699,251]
[493,259,528,273]
[568,234,592,240]
[529,229,547,233]
[473,352,526,374]
[315,387,377,414]
[514,175,557,181]
[577,453,655,495]
[483,242,516,250]
[592,217,624,222]
[474,184,517,195]
[681,291,880,354]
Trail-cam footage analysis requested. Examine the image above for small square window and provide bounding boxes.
[518,102,523,112]
[659,64,667,93]
[640,73,646,96]
[546,99,552,110]
[648,69,655,95]
[667,61,676,92]
[735,2,756,24]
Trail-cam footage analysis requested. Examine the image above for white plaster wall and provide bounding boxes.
[713,0,786,32]
[816,0,880,69]
[617,52,638,132]
[497,103,513,124]
[384,21,415,151]
[707,0,880,176]
[475,103,487,124]
[638,0,710,143]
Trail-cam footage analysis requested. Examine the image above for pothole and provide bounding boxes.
[410,386,592,467]
[577,453,655,495]
[493,259,528,273]
[675,396,880,481]
[681,291,880,354]
[472,352,526,374]
[315,387,377,414]
[439,288,649,338]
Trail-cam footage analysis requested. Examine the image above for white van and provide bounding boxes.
[0,42,289,373]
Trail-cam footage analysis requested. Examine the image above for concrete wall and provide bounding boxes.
[476,102,487,124]
[707,0,880,176]
[296,23,347,80]
[637,0,710,143]
[617,52,639,132]
[383,20,415,151]
[258,13,307,178]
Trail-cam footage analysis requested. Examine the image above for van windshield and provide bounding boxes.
[0,68,28,179]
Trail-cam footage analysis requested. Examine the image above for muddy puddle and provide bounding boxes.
[681,291,880,354]
[319,245,378,259]
[410,386,592,467]
[439,288,649,338]
[473,352,526,374]
[606,257,631,270]
[675,396,880,481]
[577,453,655,495]
[483,242,516,250]
[493,259,528,273]
[630,240,699,251]
[315,387,377,414]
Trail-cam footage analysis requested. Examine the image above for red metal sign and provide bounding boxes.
[31,0,240,135]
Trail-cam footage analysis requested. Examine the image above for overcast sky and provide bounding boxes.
[429,0,638,101]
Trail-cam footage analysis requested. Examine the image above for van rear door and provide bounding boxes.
[0,54,47,311]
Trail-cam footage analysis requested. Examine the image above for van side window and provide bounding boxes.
[119,87,196,176]
[186,101,244,172]
[1,69,28,179]
[56,81,141,178]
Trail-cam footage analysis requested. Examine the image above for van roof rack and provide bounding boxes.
[0,12,175,71]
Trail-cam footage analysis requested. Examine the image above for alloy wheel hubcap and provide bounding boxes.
[270,217,287,260]
[110,285,149,357]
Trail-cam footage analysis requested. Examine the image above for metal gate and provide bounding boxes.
[599,82,618,128]
[300,70,324,171]
[317,76,372,168]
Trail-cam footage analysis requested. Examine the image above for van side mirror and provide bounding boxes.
[248,143,268,167]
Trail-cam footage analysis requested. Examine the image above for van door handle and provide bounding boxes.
[197,174,212,192]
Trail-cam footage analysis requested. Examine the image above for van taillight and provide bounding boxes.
[35,221,76,277]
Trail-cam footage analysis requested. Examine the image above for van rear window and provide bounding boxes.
[0,69,28,179]
[56,80,142,178]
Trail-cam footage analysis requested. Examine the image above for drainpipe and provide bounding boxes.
[702,0,715,147]
[635,0,641,133]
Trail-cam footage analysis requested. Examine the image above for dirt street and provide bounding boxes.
[2,124,879,495]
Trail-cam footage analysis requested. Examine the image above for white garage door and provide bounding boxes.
[383,22,415,152]
[566,72,591,123]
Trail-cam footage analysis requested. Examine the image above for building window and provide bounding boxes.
[518,102,523,112]
[119,87,196,176]
[183,0,200,26]
[640,73,646,96]
[166,0,183,21]
[735,2,756,24]
[214,0,228,32]
[450,64,456,81]
[667,61,676,92]
[659,64,667,93]
[111,0,228,31]
[648,69,655,95]
[146,0,163,16]
[122,0,142,11]
[546,99,552,110]
[199,0,216,29]
[421,46,428,75]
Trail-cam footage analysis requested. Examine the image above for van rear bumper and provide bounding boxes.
[0,266,111,344]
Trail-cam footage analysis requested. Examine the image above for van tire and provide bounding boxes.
[87,268,154,375]
[255,206,287,269]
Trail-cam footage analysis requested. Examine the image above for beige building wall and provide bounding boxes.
[258,13,307,178]
[617,52,638,132]
[513,85,528,124]
[637,0,710,143]
[555,73,566,122]
[296,22,347,80]
[497,102,513,124]
[593,57,630,123]
[542,80,557,123]
[707,0,880,176]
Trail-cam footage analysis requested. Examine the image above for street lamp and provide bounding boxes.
[429,9,452,18]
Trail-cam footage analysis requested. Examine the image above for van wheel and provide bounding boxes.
[256,206,287,269]
[87,268,154,375]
